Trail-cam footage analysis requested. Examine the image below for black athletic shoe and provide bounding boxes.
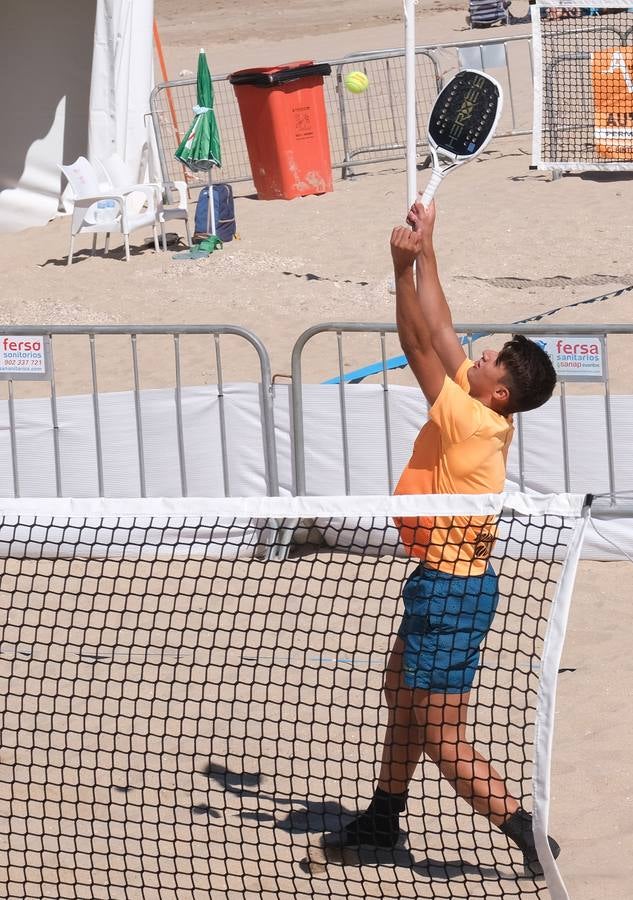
[341,788,407,849]
[500,808,561,877]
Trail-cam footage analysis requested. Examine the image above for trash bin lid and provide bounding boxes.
[229,60,332,87]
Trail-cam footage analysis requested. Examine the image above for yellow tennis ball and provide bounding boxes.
[344,71,369,94]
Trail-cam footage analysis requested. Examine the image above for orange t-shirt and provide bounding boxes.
[394,358,514,576]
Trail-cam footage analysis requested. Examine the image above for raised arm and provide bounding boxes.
[391,225,446,404]
[407,201,466,390]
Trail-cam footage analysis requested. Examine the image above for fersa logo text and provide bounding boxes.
[555,340,599,356]
[2,338,42,352]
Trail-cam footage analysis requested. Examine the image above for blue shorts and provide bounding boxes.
[397,563,499,694]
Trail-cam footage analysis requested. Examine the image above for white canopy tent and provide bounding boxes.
[0,0,154,234]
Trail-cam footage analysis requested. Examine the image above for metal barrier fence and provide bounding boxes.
[290,322,629,499]
[0,326,278,498]
[150,34,532,191]
[1,321,630,500]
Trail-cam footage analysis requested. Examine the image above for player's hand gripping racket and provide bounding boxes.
[418,69,503,207]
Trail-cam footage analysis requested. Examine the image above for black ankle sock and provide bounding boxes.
[342,788,407,848]
[370,788,408,816]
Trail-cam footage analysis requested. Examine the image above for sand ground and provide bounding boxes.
[0,1,631,898]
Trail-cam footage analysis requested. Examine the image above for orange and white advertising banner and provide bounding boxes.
[592,47,633,159]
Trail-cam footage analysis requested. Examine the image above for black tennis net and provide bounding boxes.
[0,494,587,899]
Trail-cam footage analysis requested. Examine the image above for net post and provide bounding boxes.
[531,496,591,899]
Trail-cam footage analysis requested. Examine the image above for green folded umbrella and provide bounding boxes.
[175,49,222,239]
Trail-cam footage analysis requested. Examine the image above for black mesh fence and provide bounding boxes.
[534,4,633,167]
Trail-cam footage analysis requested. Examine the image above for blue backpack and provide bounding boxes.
[194,183,236,242]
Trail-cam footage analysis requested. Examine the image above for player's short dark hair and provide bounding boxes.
[497,334,557,414]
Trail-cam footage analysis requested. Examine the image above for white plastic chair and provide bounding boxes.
[99,153,191,251]
[60,157,159,264]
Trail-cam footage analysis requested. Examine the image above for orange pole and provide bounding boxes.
[153,18,182,144]
[153,17,193,189]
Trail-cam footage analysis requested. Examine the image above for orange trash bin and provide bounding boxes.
[229,61,333,200]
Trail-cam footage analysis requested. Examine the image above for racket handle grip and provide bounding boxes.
[419,171,442,208]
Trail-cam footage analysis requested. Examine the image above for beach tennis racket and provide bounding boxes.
[419,69,503,207]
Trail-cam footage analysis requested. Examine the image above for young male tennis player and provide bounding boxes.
[339,200,559,876]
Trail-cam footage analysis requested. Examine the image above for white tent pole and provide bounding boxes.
[404,0,417,207]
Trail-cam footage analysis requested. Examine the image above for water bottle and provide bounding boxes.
[95,199,116,223]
